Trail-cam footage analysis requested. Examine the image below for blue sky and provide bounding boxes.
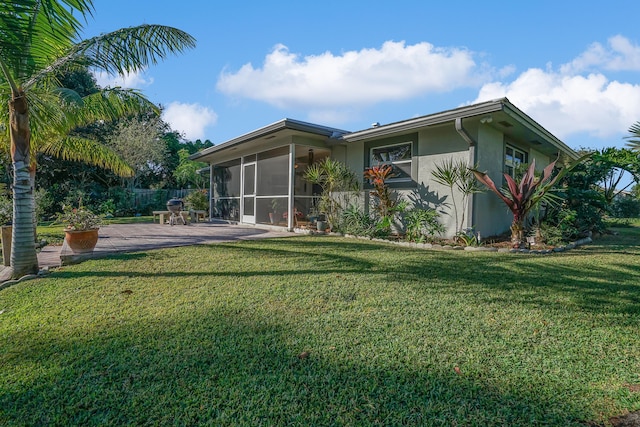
[84,0,640,153]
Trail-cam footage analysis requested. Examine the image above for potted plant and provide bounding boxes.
[57,204,102,254]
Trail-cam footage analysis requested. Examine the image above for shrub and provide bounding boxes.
[403,208,445,242]
[341,205,378,237]
[184,190,209,211]
[611,196,640,218]
[34,188,54,222]
[0,195,12,225]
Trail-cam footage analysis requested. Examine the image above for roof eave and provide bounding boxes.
[501,102,579,160]
[190,119,349,161]
[343,98,507,143]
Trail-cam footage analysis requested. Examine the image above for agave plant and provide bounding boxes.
[471,158,572,248]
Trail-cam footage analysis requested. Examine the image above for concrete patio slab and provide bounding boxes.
[58,221,294,265]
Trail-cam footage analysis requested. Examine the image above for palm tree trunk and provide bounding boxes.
[9,92,39,278]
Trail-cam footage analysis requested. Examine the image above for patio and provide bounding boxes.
[27,221,292,270]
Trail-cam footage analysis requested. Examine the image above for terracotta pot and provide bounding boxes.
[65,228,99,254]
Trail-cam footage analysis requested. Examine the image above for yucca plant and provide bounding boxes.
[432,158,482,234]
[0,0,195,278]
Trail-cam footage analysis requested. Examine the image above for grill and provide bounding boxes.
[166,198,186,225]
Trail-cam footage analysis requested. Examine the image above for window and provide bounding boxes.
[370,142,412,182]
[504,145,528,177]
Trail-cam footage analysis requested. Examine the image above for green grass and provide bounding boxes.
[1,226,639,426]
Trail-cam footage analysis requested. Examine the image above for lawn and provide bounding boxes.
[1,224,639,426]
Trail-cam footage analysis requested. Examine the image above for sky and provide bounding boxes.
[84,0,640,153]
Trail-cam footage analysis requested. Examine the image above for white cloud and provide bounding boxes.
[217,41,483,119]
[93,70,154,89]
[162,102,218,141]
[475,36,640,140]
[561,35,640,74]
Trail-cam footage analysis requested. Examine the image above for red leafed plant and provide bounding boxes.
[364,164,404,232]
[471,158,566,248]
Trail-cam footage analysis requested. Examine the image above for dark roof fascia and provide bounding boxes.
[500,101,579,160]
[342,98,507,143]
[190,119,350,161]
[342,97,578,160]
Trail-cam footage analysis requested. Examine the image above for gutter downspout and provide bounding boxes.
[454,117,477,232]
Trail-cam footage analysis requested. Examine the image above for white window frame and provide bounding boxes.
[369,141,413,183]
[504,144,528,178]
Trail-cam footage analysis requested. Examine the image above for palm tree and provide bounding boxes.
[625,122,640,152]
[0,0,195,278]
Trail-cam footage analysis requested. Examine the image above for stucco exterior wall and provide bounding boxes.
[474,125,511,238]
[413,125,469,237]
[530,147,552,170]
[342,125,472,238]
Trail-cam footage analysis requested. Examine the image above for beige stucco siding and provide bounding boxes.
[414,125,470,237]
[529,147,552,170]
[473,125,511,238]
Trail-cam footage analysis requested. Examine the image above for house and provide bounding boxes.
[190,98,579,238]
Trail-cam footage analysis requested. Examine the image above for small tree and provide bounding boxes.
[304,158,359,231]
[431,158,482,234]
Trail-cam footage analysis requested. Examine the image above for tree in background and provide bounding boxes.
[0,0,195,278]
[174,149,208,190]
[107,116,168,190]
[591,147,640,206]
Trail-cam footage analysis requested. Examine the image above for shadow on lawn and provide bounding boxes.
[54,237,640,320]
[1,305,599,426]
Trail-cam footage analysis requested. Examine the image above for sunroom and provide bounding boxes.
[192,119,347,230]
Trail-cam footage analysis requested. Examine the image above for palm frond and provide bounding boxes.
[65,88,159,128]
[74,25,195,76]
[24,24,195,90]
[0,0,94,84]
[40,135,134,177]
[625,121,640,152]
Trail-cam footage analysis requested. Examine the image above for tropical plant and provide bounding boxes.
[403,207,444,242]
[304,157,359,231]
[0,0,195,278]
[431,158,482,234]
[56,204,102,231]
[174,148,208,190]
[341,205,378,237]
[471,158,575,248]
[625,121,640,152]
[363,164,406,233]
[455,228,483,247]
